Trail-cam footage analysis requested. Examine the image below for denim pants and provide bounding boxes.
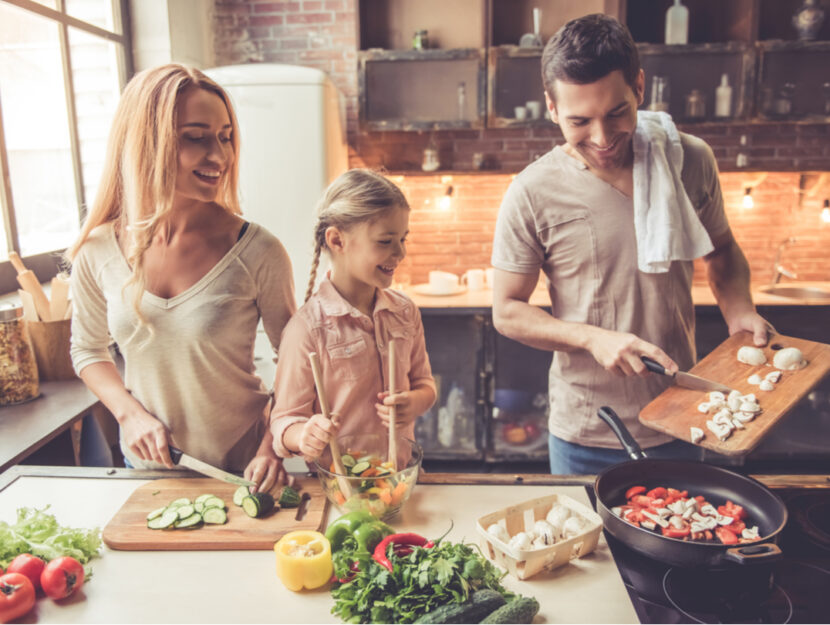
[548,433,702,475]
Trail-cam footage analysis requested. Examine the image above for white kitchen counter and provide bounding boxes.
[0,467,637,624]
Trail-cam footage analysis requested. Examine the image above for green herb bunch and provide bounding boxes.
[331,538,514,624]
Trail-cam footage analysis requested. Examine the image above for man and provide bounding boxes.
[491,14,769,474]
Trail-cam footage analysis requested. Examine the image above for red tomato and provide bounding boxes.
[661,520,691,539]
[0,572,36,623]
[647,487,667,500]
[718,501,748,521]
[625,485,647,499]
[715,527,739,545]
[631,495,654,508]
[7,554,45,592]
[40,557,85,600]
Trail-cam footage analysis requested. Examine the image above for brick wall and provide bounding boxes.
[212,1,830,288]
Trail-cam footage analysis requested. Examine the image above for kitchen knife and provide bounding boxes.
[641,357,734,394]
[169,447,256,488]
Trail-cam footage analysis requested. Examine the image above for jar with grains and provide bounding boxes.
[0,306,40,405]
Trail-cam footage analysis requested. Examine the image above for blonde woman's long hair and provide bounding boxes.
[305,169,409,303]
[66,64,240,338]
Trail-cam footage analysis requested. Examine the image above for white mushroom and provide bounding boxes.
[690,427,705,444]
[611,506,623,517]
[739,401,761,413]
[508,532,533,552]
[562,515,588,538]
[737,346,767,366]
[773,347,807,371]
[708,391,726,403]
[641,519,657,531]
[699,504,718,517]
[697,402,712,413]
[765,370,783,383]
[532,520,557,546]
[706,420,732,441]
[486,523,510,544]
[742,393,757,404]
[742,526,760,540]
[731,418,746,430]
[748,374,763,385]
[727,390,743,411]
[546,504,571,534]
[734,411,756,423]
[532,535,550,549]
[759,380,775,392]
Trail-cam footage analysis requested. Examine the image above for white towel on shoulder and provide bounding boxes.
[632,110,714,273]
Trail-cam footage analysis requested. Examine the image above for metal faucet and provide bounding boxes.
[771,237,798,284]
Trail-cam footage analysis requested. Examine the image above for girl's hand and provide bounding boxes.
[298,413,340,460]
[375,391,418,428]
[244,452,294,494]
[121,409,174,468]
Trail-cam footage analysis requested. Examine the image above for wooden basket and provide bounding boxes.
[475,493,603,580]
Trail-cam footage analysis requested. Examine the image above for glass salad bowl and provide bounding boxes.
[313,434,422,521]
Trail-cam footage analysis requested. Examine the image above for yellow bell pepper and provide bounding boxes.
[274,530,333,592]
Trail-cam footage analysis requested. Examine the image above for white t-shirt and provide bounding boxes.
[70,222,296,471]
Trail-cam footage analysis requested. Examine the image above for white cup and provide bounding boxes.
[514,106,528,121]
[428,270,460,294]
[462,268,485,291]
[485,267,495,289]
[525,100,542,119]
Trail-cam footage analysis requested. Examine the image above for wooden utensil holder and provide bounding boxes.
[27,318,76,381]
[476,493,603,580]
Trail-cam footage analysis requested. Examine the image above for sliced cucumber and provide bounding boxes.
[203,507,228,524]
[194,502,205,514]
[194,494,213,505]
[174,513,203,528]
[176,504,195,520]
[341,454,356,468]
[147,508,179,529]
[203,496,226,510]
[356,454,374,464]
[233,485,250,507]
[146,506,167,521]
[168,497,192,508]
[351,461,371,475]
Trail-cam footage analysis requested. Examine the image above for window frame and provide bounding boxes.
[0,0,132,293]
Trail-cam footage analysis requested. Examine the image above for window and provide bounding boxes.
[0,0,130,293]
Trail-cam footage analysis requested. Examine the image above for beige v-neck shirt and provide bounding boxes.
[492,134,729,449]
[70,222,295,471]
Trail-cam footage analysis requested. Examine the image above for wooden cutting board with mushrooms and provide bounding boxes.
[639,332,830,456]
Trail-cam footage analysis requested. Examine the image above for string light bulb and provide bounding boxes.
[822,198,830,224]
[438,185,454,211]
[742,187,754,209]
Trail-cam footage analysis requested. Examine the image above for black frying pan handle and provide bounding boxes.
[641,356,667,376]
[722,542,783,565]
[597,407,647,460]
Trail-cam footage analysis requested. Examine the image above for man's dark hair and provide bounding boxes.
[541,14,640,101]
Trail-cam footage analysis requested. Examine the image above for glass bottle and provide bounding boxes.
[457,81,466,121]
[685,89,706,119]
[648,76,670,113]
[413,30,428,50]
[665,0,689,44]
[0,306,40,405]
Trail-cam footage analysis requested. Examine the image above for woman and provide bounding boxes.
[68,64,295,492]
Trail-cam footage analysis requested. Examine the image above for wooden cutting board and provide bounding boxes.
[639,332,830,456]
[103,475,328,550]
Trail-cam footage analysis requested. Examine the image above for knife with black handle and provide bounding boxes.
[641,356,734,394]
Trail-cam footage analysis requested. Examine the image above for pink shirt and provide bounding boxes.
[270,278,435,462]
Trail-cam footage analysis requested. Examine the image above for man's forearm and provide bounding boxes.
[705,240,756,325]
[493,298,596,353]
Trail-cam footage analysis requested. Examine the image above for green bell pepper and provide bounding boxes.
[325,510,393,553]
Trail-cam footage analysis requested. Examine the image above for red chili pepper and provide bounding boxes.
[372,533,433,572]
[625,486,647,499]
[715,527,739,545]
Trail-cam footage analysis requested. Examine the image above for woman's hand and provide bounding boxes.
[375,391,419,428]
[585,327,677,377]
[296,413,340,460]
[120,409,173,467]
[244,452,293,493]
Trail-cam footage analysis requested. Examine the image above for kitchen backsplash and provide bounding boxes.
[389,171,830,288]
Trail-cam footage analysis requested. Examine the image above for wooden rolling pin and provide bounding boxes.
[9,252,51,321]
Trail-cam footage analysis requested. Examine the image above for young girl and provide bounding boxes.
[270,169,436,464]
[68,64,295,491]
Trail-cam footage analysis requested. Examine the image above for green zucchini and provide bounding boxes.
[146,506,167,521]
[480,597,540,624]
[341,454,356,468]
[414,589,506,624]
[351,461,371,475]
[176,504,195,520]
[233,485,250,506]
[194,494,213,505]
[168,497,192,507]
[278,486,301,507]
[241,492,275,518]
[203,496,226,510]
[203,507,228,524]
[174,512,203,528]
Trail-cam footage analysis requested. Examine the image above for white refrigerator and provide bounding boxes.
[204,64,348,306]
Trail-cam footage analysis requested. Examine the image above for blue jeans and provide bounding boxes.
[548,434,702,475]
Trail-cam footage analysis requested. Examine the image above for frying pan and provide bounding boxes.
[594,407,787,568]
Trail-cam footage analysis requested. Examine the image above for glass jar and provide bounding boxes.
[648,75,670,113]
[0,306,40,405]
[412,30,428,50]
[684,89,706,119]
